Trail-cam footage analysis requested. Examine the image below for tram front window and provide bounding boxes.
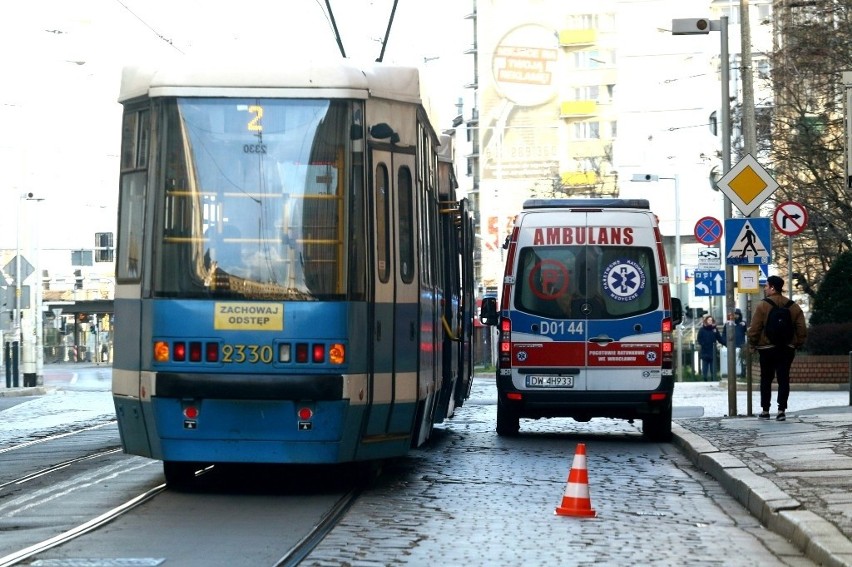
[154,98,353,300]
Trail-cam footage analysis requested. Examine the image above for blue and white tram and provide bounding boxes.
[111,58,475,483]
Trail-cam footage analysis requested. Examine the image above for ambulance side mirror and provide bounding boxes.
[671,297,683,326]
[479,295,499,326]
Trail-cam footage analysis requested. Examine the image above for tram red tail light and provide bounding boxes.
[298,407,313,420]
[183,405,199,419]
[189,342,202,362]
[312,344,325,363]
[206,342,219,362]
[173,342,186,361]
[296,343,309,363]
[154,341,170,362]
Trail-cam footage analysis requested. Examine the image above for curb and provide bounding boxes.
[0,387,50,398]
[672,423,852,567]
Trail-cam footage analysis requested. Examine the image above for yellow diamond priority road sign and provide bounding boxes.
[716,154,778,216]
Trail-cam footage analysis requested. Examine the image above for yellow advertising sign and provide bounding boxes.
[737,266,761,294]
[214,302,283,331]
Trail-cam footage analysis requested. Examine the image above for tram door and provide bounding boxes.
[366,149,418,438]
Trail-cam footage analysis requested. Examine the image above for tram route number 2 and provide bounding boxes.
[222,344,275,364]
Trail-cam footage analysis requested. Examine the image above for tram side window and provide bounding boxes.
[117,109,149,282]
[398,167,414,284]
[376,163,390,283]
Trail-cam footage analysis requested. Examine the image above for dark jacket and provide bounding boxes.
[697,322,723,358]
[747,292,807,349]
[722,310,747,347]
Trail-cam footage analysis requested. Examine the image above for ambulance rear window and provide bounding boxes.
[514,245,658,319]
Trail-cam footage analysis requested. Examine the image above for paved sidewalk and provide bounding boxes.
[674,407,852,567]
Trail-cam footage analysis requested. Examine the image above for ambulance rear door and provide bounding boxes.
[583,210,665,392]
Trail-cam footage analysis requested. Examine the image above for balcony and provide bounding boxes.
[558,29,597,47]
[560,100,598,117]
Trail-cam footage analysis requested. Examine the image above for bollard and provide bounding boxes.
[12,341,19,388]
[848,351,851,406]
[4,341,9,388]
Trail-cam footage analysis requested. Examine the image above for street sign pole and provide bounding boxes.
[720,17,737,416]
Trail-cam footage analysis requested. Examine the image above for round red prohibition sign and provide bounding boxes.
[529,259,570,300]
[773,201,808,236]
[694,216,723,246]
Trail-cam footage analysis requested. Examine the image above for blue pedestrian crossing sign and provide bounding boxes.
[694,270,725,296]
[725,218,771,265]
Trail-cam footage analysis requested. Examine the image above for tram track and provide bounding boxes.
[274,487,361,567]
[0,482,167,567]
[0,421,116,455]
[1,455,365,567]
[0,446,122,491]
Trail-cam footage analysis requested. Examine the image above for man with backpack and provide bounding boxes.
[747,275,808,421]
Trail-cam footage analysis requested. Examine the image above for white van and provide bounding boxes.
[480,198,682,440]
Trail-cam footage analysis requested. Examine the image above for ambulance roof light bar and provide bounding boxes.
[522,198,650,211]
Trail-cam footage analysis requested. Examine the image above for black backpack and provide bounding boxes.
[763,298,795,346]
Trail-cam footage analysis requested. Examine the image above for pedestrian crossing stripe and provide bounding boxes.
[725,218,771,265]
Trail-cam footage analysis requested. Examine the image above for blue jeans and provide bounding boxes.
[700,357,715,380]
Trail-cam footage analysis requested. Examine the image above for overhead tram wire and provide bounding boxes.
[113,0,185,54]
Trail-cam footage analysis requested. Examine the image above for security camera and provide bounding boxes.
[26,192,34,199]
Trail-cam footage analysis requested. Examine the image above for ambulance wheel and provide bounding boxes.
[496,398,520,436]
[642,405,672,442]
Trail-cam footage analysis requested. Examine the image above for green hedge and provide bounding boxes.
[804,323,852,355]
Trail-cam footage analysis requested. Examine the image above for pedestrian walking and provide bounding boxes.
[747,275,807,421]
[697,315,723,381]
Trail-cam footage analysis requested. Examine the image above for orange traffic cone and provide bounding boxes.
[555,443,597,517]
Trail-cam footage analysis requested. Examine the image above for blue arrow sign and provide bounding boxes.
[694,270,725,297]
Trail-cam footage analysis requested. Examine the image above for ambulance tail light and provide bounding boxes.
[661,317,674,366]
[498,318,512,368]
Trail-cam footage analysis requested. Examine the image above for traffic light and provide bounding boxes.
[671,18,712,35]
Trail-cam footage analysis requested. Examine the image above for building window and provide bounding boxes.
[573,121,600,139]
[95,232,115,262]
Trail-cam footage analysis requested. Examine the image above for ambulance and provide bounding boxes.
[479,198,682,440]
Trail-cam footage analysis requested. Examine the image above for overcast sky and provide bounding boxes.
[0,0,469,251]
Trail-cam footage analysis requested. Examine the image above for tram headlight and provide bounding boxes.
[154,341,170,362]
[329,343,345,364]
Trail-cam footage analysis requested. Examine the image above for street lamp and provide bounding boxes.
[672,16,737,415]
[631,173,682,382]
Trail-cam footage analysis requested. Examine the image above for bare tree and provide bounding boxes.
[765,1,852,295]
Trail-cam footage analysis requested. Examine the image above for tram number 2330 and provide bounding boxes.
[222,344,274,364]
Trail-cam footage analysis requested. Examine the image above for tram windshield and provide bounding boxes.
[153,98,355,300]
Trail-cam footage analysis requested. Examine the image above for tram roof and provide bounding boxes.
[118,58,424,105]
